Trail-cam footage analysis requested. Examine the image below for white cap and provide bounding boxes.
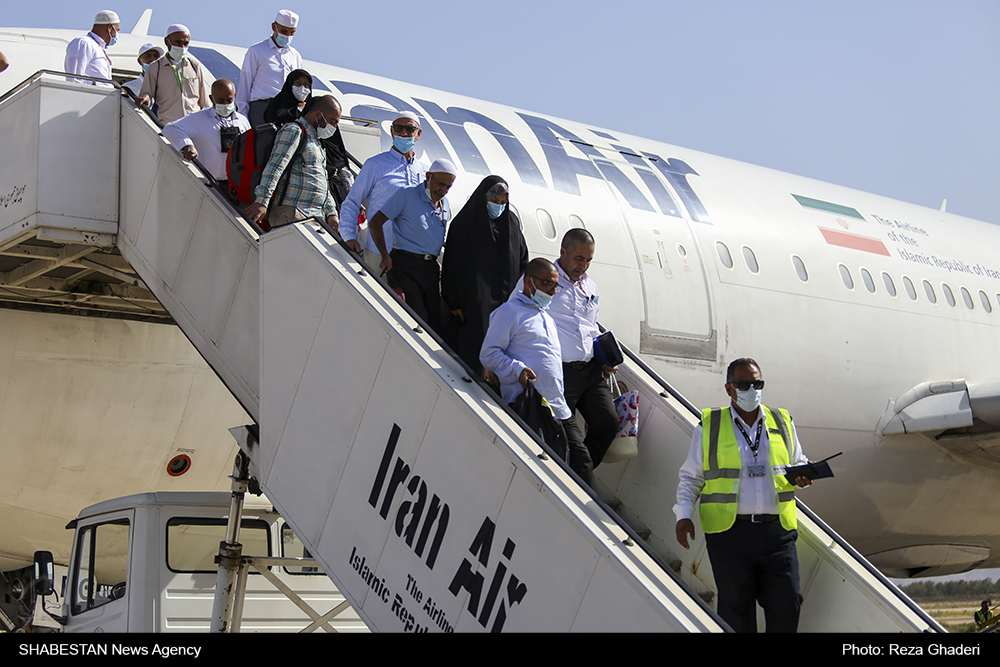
[138,42,165,58]
[166,24,190,36]
[393,110,420,126]
[428,158,458,176]
[94,10,120,25]
[275,10,299,28]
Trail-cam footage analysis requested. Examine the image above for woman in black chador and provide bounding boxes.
[263,68,313,126]
[441,175,528,376]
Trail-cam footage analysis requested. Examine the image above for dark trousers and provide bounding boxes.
[560,416,594,488]
[389,249,442,336]
[248,99,269,128]
[705,518,802,633]
[563,360,619,467]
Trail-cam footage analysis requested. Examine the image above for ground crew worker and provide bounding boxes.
[674,357,812,632]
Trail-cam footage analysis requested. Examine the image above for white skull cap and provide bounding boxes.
[138,42,165,58]
[94,10,120,25]
[428,158,458,177]
[166,24,190,36]
[275,10,299,28]
[393,110,420,126]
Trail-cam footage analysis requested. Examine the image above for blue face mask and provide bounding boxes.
[486,201,506,219]
[529,278,552,308]
[275,33,293,48]
[531,290,552,309]
[735,388,762,413]
[109,35,118,47]
[393,136,416,154]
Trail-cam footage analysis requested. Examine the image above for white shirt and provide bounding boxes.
[236,37,303,114]
[64,32,112,86]
[547,261,601,362]
[480,293,571,420]
[162,107,251,179]
[673,405,807,522]
[339,149,429,254]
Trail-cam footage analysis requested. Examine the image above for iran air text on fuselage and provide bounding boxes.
[334,81,710,222]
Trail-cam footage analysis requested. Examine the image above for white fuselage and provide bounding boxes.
[1,27,998,577]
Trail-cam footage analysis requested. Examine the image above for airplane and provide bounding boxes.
[1,9,999,607]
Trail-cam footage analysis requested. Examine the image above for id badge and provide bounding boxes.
[220,125,241,153]
[748,464,767,478]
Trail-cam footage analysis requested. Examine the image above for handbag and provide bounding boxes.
[605,374,638,463]
[512,379,568,462]
[593,330,624,368]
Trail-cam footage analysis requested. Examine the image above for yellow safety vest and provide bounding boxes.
[699,405,797,533]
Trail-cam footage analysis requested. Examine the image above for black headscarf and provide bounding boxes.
[264,69,313,126]
[441,175,529,372]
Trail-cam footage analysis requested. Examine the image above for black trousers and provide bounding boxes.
[560,416,594,488]
[389,249,442,336]
[705,517,802,633]
[562,359,619,467]
[248,99,269,128]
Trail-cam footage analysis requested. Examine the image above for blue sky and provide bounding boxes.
[5,1,999,224]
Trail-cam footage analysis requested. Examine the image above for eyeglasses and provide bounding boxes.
[529,276,561,293]
[392,124,419,136]
[728,380,765,391]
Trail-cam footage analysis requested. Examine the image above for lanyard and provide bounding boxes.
[735,418,764,461]
[170,60,185,92]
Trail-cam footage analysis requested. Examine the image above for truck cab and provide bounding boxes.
[53,491,365,633]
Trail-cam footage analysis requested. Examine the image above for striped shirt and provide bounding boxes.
[254,117,335,220]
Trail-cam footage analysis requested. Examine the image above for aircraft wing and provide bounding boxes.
[879,379,1000,470]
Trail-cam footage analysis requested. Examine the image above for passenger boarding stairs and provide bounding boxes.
[0,74,943,632]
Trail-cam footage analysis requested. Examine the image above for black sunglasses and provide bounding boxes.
[729,380,765,391]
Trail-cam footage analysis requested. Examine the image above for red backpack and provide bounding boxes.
[226,123,306,228]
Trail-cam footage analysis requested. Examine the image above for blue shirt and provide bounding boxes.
[376,183,449,256]
[480,292,571,420]
[340,148,429,254]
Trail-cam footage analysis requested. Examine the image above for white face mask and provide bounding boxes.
[317,120,336,139]
[292,85,310,102]
[735,387,763,413]
[215,102,235,117]
[168,45,188,60]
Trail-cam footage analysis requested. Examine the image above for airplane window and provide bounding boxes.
[861,268,876,293]
[941,283,956,307]
[716,242,734,269]
[568,214,586,229]
[882,272,897,297]
[536,208,557,240]
[677,244,687,258]
[923,280,937,304]
[903,276,917,300]
[979,290,992,313]
[792,255,808,282]
[839,264,854,290]
[742,246,759,274]
[961,287,974,310]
